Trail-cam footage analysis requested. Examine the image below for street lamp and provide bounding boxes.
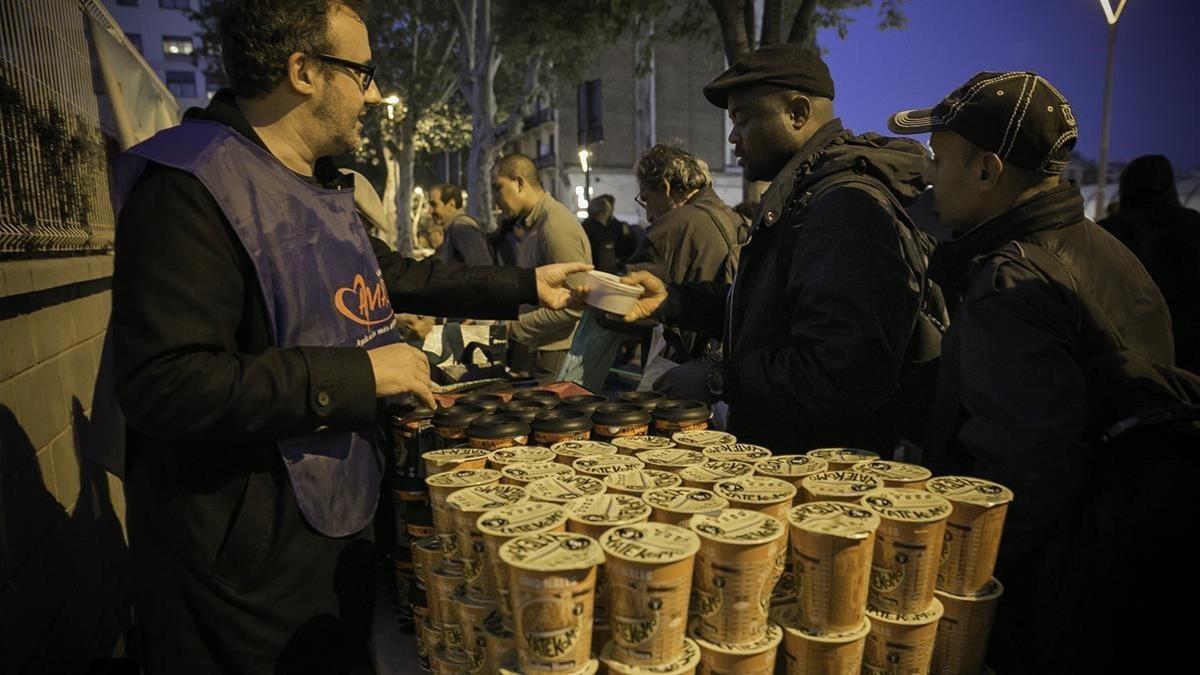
[578,148,592,207]
[383,94,401,120]
[1094,0,1128,216]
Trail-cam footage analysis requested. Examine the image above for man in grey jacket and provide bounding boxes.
[430,182,493,266]
[493,153,593,373]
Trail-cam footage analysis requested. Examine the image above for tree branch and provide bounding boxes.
[787,0,819,48]
[707,0,750,64]
[761,0,781,45]
[743,0,756,51]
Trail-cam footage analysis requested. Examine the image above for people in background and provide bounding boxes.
[430,182,493,266]
[1100,154,1200,372]
[492,153,593,374]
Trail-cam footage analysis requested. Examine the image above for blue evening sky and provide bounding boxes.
[817,0,1200,171]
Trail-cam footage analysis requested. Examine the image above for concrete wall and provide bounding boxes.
[0,256,129,672]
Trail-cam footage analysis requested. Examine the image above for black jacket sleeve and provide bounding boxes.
[371,237,536,319]
[112,167,378,442]
[954,255,1090,565]
[661,281,729,338]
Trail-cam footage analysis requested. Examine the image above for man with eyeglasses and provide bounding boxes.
[109,1,586,672]
[620,44,946,454]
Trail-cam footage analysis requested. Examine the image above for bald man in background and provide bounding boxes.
[491,153,592,374]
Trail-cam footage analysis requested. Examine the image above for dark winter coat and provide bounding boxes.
[662,120,945,452]
[925,181,1175,673]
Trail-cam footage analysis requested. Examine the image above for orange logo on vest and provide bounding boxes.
[334,273,395,327]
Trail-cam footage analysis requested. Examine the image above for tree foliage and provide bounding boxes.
[648,0,909,64]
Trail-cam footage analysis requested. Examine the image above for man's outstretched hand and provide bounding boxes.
[619,270,669,322]
[535,262,593,310]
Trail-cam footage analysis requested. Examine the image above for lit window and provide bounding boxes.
[163,36,194,57]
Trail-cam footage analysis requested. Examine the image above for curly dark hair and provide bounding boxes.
[219,0,369,99]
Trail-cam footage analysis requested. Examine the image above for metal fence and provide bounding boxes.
[0,0,173,259]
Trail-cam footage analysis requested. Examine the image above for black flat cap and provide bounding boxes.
[703,43,835,109]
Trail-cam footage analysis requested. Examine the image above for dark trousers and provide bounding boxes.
[128,466,376,675]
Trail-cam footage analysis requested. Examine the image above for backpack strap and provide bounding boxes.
[690,200,745,284]
[801,172,949,350]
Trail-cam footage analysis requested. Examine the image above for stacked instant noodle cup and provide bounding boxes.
[686,508,788,674]
[406,394,1014,675]
[925,476,1013,675]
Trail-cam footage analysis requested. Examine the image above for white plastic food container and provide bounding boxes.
[584,270,644,315]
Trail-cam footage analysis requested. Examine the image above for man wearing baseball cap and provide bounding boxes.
[620,43,947,453]
[891,71,1176,671]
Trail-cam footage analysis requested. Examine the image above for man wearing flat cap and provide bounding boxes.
[621,43,946,454]
[891,72,1182,672]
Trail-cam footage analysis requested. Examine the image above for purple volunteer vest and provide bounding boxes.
[112,119,399,537]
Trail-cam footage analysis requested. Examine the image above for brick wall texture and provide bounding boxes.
[0,256,130,673]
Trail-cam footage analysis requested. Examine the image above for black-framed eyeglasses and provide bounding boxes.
[634,189,649,209]
[315,53,376,92]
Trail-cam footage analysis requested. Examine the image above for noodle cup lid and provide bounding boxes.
[499,531,604,572]
[851,459,932,483]
[476,500,569,537]
[777,607,872,643]
[467,416,531,440]
[642,487,730,513]
[935,577,1005,602]
[565,493,652,527]
[753,454,828,478]
[678,460,755,483]
[806,447,879,464]
[687,508,787,545]
[925,475,1014,507]
[672,430,737,447]
[500,461,575,482]
[866,598,945,626]
[447,483,528,513]
[702,443,773,462]
[488,446,557,466]
[573,455,646,476]
[426,468,502,489]
[599,521,700,563]
[526,475,607,503]
[612,435,677,452]
[862,487,953,522]
[424,447,491,466]
[635,448,706,468]
[688,617,783,654]
[787,501,880,538]
[600,638,701,674]
[801,470,882,497]
[604,469,682,492]
[712,476,797,505]
[550,439,619,460]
